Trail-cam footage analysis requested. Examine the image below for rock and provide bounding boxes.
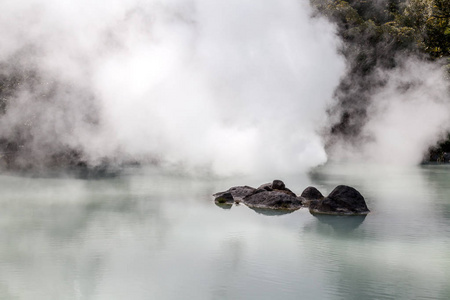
[301,186,324,200]
[213,180,299,208]
[257,183,273,191]
[272,179,285,190]
[252,188,267,195]
[243,191,303,211]
[214,182,368,216]
[213,186,256,202]
[277,188,297,197]
[258,180,296,197]
[309,185,370,215]
[214,192,234,204]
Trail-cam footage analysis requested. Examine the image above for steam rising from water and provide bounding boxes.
[0,0,344,175]
[328,57,450,165]
[362,59,450,164]
[1,1,449,176]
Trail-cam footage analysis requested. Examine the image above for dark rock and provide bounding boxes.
[309,185,370,215]
[243,191,303,211]
[297,196,307,205]
[213,186,256,201]
[257,183,273,191]
[272,180,285,190]
[301,186,324,200]
[214,192,234,204]
[278,187,297,197]
[252,188,267,195]
[258,181,296,196]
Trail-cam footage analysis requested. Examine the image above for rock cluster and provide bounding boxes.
[214,180,303,211]
[244,191,302,210]
[214,180,370,215]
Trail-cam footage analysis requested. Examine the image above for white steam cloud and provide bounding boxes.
[329,57,450,165]
[2,1,449,176]
[0,0,345,176]
[362,59,450,164]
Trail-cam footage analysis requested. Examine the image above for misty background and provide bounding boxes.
[0,0,449,176]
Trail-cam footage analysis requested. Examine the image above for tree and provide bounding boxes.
[401,0,450,58]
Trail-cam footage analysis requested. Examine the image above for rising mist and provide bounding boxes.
[1,0,449,176]
[0,0,345,176]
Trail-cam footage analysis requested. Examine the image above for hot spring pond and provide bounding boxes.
[0,163,449,299]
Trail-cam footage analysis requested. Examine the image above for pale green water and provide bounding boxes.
[0,164,449,299]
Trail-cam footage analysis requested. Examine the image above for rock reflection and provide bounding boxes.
[215,202,233,210]
[248,207,298,216]
[313,214,366,233]
[213,201,300,215]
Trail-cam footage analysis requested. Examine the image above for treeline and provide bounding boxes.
[312,0,449,59]
[312,0,450,160]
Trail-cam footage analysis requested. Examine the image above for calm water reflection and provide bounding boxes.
[0,164,449,299]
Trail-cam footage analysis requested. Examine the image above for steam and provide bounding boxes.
[2,1,449,176]
[0,0,345,175]
[327,57,450,165]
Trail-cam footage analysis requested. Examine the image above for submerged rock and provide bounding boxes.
[243,191,303,211]
[309,185,370,215]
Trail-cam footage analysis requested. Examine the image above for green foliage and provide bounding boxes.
[311,0,364,26]
[313,0,449,59]
[395,0,449,58]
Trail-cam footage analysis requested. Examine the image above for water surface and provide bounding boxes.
[0,164,449,299]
